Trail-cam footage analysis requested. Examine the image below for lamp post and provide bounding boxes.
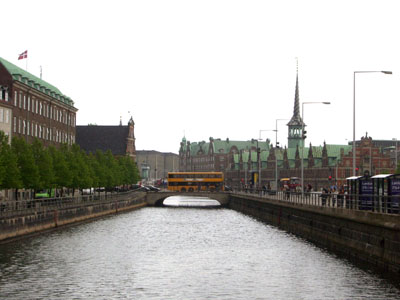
[275,119,288,193]
[301,101,331,198]
[252,138,261,191]
[353,71,392,176]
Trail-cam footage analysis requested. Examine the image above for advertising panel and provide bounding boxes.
[360,179,373,210]
[390,178,400,210]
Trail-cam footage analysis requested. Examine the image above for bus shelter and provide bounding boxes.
[371,174,400,214]
[346,175,373,210]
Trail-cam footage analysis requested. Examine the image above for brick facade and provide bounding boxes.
[0,57,77,147]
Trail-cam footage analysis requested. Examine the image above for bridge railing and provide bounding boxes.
[234,190,400,214]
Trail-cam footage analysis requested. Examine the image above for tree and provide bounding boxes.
[65,144,92,193]
[86,152,100,191]
[103,150,120,190]
[118,155,140,186]
[0,132,22,191]
[31,139,54,190]
[49,145,72,196]
[12,137,39,193]
[94,150,108,191]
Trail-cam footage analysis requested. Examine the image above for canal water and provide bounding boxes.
[1,197,400,300]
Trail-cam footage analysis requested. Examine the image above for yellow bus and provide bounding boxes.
[167,172,225,192]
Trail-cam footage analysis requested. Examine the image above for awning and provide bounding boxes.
[371,174,394,179]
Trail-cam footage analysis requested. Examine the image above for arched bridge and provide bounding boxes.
[146,191,230,207]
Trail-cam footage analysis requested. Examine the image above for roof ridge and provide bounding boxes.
[0,56,74,106]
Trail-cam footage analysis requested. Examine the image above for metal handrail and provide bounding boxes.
[233,189,400,215]
[0,190,144,219]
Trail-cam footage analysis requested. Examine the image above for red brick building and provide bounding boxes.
[0,57,77,146]
[179,70,395,191]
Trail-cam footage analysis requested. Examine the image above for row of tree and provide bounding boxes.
[0,132,140,198]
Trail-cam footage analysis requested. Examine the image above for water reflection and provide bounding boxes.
[163,196,220,207]
[1,206,400,299]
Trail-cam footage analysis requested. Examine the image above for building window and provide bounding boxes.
[36,100,38,114]
[5,110,9,123]
[19,93,22,108]
[0,109,3,123]
[23,120,26,134]
[50,106,52,119]
[47,105,49,118]
[13,117,16,132]
[39,125,42,139]
[14,91,17,106]
[28,97,30,111]
[46,128,49,140]
[35,124,38,137]
[18,118,21,133]
[27,121,30,136]
[5,90,8,101]
[23,95,26,109]
[40,102,42,115]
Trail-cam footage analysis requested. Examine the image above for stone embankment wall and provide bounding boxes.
[229,193,400,278]
[0,191,147,243]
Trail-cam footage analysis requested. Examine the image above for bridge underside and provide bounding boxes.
[146,192,230,207]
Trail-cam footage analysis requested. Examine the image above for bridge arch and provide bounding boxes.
[146,192,230,207]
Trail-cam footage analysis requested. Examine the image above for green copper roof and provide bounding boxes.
[187,138,271,156]
[0,57,75,107]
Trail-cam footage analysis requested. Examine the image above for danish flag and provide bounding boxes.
[18,50,27,60]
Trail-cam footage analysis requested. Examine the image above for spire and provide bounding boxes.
[287,58,304,126]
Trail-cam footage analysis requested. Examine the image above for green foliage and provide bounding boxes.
[0,132,140,191]
[12,137,39,189]
[49,145,72,189]
[31,139,54,189]
[0,132,22,189]
[64,144,92,189]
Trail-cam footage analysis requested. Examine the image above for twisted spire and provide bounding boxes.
[287,59,304,126]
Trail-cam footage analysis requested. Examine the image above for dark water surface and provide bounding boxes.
[1,198,400,299]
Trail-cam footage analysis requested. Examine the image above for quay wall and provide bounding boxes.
[0,191,147,243]
[228,193,400,278]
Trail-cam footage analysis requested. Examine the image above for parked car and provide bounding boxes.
[131,184,142,190]
[224,185,233,191]
[82,188,94,195]
[138,186,151,192]
[145,185,160,192]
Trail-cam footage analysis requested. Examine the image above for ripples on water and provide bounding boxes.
[0,196,399,300]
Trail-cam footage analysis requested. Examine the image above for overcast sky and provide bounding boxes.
[2,0,400,153]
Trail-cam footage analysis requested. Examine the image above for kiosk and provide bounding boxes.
[346,175,373,210]
[371,174,400,214]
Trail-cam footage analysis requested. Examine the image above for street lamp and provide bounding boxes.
[353,71,392,176]
[301,101,331,198]
[275,119,289,193]
[251,138,261,191]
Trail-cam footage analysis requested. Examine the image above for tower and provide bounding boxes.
[287,64,305,149]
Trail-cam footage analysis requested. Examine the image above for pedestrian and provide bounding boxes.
[337,185,344,207]
[284,183,290,200]
[321,187,328,206]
